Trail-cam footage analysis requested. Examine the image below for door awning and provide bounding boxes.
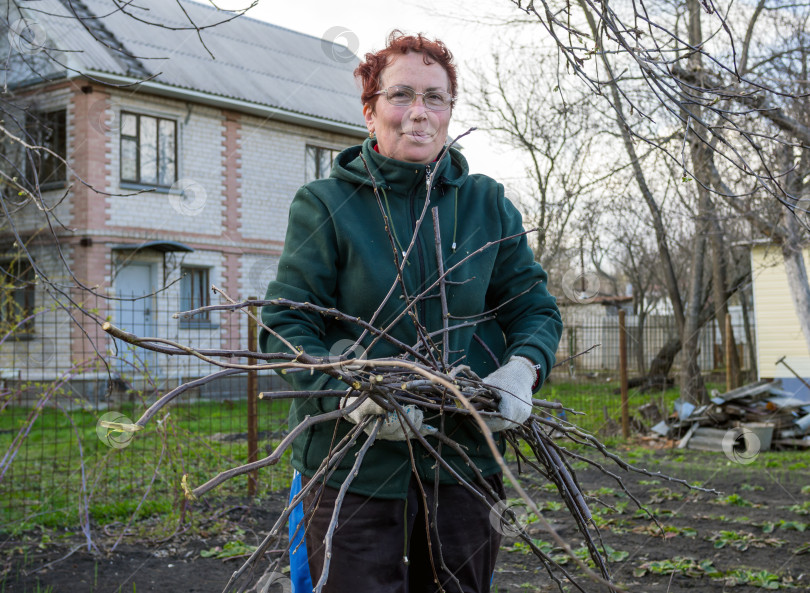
[113,241,194,254]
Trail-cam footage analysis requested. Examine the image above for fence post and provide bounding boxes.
[725,313,734,392]
[247,297,258,497]
[568,327,576,378]
[619,309,629,439]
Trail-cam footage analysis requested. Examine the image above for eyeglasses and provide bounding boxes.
[373,85,453,111]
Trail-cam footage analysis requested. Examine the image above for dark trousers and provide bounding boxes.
[302,474,505,593]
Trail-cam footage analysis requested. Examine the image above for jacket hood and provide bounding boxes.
[331,137,470,190]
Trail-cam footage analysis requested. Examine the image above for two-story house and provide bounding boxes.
[1,0,366,402]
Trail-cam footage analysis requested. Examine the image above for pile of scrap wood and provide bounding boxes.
[649,380,810,452]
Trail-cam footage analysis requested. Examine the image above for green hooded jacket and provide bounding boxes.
[259,138,562,499]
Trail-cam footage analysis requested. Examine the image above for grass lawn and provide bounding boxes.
[0,378,795,536]
[0,397,293,532]
[538,376,727,435]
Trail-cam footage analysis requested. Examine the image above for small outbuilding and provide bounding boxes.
[751,243,810,401]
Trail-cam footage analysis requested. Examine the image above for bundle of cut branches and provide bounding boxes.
[103,308,709,593]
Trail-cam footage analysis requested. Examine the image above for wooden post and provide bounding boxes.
[247,297,258,496]
[619,309,629,439]
[725,313,734,392]
[568,327,576,378]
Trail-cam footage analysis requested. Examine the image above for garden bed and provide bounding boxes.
[2,447,808,592]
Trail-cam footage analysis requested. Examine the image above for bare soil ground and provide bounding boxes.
[495,450,809,592]
[3,449,809,593]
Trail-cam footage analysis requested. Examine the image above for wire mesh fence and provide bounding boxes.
[0,292,290,530]
[0,299,756,528]
[544,311,756,435]
[555,312,755,381]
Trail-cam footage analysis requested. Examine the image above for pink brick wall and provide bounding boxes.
[221,111,243,347]
[69,86,112,360]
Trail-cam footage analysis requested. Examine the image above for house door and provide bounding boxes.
[115,263,156,376]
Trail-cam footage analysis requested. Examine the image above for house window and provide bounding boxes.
[305,145,339,182]
[25,109,66,189]
[180,267,210,323]
[0,258,36,332]
[120,112,177,187]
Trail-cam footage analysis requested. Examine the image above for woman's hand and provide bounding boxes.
[341,395,436,441]
[481,356,536,433]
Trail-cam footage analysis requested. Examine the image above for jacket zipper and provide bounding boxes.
[411,164,430,326]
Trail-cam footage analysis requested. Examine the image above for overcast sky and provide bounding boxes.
[216,0,529,185]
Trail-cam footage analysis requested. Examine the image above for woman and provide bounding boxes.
[260,31,562,593]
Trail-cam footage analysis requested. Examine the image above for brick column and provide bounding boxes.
[69,86,111,363]
[221,110,243,349]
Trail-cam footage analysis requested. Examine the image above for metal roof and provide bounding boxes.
[10,0,366,132]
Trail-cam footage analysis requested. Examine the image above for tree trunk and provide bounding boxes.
[782,243,810,356]
[708,200,742,387]
[627,335,681,392]
[781,213,810,357]
[780,140,810,358]
[635,310,647,375]
[679,0,709,406]
[740,284,757,381]
[647,335,681,379]
[680,191,709,405]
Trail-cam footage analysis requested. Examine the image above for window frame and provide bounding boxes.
[179,266,212,327]
[119,111,178,189]
[305,145,340,183]
[25,109,67,191]
[0,257,36,334]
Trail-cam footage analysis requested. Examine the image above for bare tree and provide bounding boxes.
[464,46,602,275]
[507,0,810,362]
[601,214,666,375]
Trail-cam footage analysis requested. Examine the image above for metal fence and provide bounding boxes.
[0,292,289,530]
[555,312,755,380]
[542,313,756,436]
[0,299,756,528]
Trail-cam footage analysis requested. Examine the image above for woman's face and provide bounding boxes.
[364,52,452,165]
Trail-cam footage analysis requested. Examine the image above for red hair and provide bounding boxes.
[354,30,457,110]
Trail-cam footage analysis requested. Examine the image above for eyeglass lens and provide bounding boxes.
[385,86,451,110]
